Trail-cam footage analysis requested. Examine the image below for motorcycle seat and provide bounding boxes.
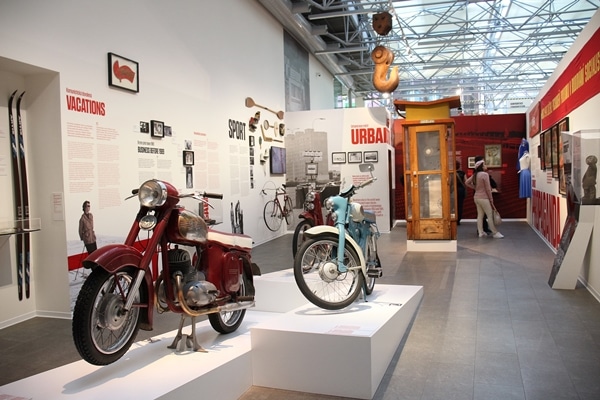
[208,230,253,250]
[364,210,376,223]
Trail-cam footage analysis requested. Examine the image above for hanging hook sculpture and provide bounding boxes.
[371,45,399,93]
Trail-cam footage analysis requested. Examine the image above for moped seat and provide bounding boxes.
[207,230,253,250]
[363,210,376,223]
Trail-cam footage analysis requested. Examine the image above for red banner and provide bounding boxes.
[540,27,600,129]
[529,102,540,137]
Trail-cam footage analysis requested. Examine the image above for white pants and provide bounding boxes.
[474,197,498,235]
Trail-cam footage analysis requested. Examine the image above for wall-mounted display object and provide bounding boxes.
[150,120,164,138]
[140,121,149,133]
[306,163,318,175]
[249,135,255,147]
[164,126,172,137]
[183,150,194,166]
[484,144,501,168]
[551,124,560,178]
[332,152,346,164]
[543,128,552,171]
[348,151,362,164]
[270,146,286,174]
[364,151,378,163]
[108,52,139,93]
[558,117,570,195]
[468,156,476,169]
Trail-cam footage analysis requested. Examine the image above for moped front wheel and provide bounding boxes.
[263,200,283,231]
[294,233,363,310]
[208,269,249,333]
[292,219,314,258]
[72,267,143,365]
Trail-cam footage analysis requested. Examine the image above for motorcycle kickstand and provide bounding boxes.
[167,315,208,353]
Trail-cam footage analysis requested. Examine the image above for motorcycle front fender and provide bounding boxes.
[303,226,367,276]
[83,244,154,330]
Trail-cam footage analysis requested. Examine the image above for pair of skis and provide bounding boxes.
[8,90,30,300]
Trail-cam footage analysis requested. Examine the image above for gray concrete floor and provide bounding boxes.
[1,222,600,399]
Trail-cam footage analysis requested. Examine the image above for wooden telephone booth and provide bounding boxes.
[394,96,461,243]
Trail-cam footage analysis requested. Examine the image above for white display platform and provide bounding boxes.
[251,284,423,399]
[407,239,457,252]
[253,268,308,312]
[0,311,276,400]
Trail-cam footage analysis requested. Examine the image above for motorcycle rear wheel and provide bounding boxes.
[72,267,142,365]
[208,270,249,333]
[294,233,363,310]
[292,219,314,259]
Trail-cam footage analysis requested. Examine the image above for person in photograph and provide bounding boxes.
[465,159,504,238]
[79,201,97,255]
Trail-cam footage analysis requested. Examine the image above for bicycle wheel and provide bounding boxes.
[263,200,283,231]
[293,233,363,310]
[284,197,294,227]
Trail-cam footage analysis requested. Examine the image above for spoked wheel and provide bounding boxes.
[208,270,249,333]
[292,219,314,258]
[364,231,380,295]
[72,267,143,365]
[284,197,295,227]
[263,200,283,231]
[293,233,363,310]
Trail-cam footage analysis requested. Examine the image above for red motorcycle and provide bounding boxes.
[292,182,338,258]
[72,179,260,365]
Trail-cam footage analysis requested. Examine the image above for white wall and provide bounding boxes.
[0,0,336,327]
[525,9,600,300]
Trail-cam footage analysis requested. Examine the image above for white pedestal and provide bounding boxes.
[250,284,423,399]
[0,312,275,400]
[407,239,457,252]
[253,269,308,312]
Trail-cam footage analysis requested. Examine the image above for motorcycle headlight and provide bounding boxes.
[305,192,316,202]
[349,202,365,222]
[305,203,315,211]
[324,197,334,211]
[138,180,168,208]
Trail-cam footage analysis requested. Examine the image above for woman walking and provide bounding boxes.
[465,160,504,238]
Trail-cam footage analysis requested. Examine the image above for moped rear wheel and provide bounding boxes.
[294,233,363,310]
[72,267,142,365]
[208,270,249,333]
[292,219,314,258]
[263,200,283,231]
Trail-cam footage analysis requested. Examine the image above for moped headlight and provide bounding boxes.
[324,197,334,210]
[349,202,365,222]
[138,180,168,208]
[305,192,315,202]
[305,203,315,211]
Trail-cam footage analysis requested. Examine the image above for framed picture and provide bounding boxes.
[306,163,318,175]
[183,150,194,166]
[467,156,476,169]
[331,152,346,164]
[164,126,172,137]
[551,124,559,178]
[364,151,378,163]
[558,117,570,195]
[348,151,362,163]
[150,120,164,138]
[140,121,149,133]
[107,52,139,93]
[543,128,552,170]
[249,135,255,147]
[484,144,501,168]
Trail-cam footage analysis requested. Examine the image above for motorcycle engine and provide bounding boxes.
[159,248,218,308]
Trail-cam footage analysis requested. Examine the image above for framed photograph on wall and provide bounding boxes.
[558,117,570,195]
[183,150,194,166]
[332,152,346,164]
[363,151,378,163]
[543,128,552,170]
[468,156,476,169]
[108,52,139,93]
[484,144,502,168]
[150,120,164,138]
[348,151,362,163]
[551,124,559,178]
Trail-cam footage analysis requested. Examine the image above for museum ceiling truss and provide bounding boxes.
[258,0,600,114]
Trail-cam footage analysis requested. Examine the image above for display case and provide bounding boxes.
[570,130,600,205]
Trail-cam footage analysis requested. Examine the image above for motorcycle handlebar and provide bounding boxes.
[201,192,223,200]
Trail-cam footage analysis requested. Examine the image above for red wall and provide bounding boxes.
[394,113,527,220]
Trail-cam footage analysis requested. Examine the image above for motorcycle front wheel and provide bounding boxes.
[294,233,363,310]
[292,219,314,259]
[72,267,143,365]
[208,270,249,333]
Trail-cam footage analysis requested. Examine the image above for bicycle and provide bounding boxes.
[261,184,294,231]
